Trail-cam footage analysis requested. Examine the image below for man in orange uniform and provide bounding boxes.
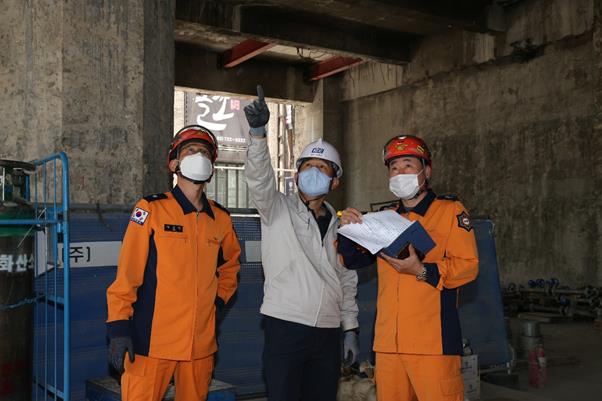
[338,135,479,401]
[106,125,241,401]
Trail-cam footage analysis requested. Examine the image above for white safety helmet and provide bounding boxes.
[295,139,343,178]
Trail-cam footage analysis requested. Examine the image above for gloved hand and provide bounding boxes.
[108,336,135,373]
[343,330,360,367]
[244,85,270,136]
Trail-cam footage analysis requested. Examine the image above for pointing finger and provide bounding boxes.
[256,84,265,102]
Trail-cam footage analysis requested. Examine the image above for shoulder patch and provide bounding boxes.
[144,193,167,202]
[210,200,230,215]
[130,207,150,225]
[456,211,473,232]
[437,194,459,201]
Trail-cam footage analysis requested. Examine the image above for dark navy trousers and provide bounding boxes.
[262,316,341,401]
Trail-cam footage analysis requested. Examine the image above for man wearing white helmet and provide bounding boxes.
[244,86,359,401]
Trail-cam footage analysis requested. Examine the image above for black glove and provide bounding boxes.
[244,85,270,136]
[108,336,135,373]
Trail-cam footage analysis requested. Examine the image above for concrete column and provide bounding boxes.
[142,0,175,195]
[1,0,62,162]
[0,0,174,205]
[591,0,602,284]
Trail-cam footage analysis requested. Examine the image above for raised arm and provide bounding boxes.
[244,85,280,223]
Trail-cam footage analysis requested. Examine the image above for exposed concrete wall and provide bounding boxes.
[0,0,174,205]
[338,0,601,286]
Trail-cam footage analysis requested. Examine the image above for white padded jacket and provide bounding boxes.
[245,136,359,330]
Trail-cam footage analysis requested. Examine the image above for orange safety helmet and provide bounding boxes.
[168,125,218,168]
[382,135,432,167]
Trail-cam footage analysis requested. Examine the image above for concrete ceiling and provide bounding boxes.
[174,0,511,99]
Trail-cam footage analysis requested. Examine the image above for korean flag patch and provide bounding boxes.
[130,207,149,225]
[456,211,473,232]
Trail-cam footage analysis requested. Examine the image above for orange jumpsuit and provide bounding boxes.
[339,191,479,401]
[106,186,241,401]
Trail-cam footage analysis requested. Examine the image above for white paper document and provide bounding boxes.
[337,210,415,254]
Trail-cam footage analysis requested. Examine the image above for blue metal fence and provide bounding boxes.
[458,219,511,370]
[63,211,129,401]
[62,213,375,398]
[32,208,506,400]
[1,153,71,400]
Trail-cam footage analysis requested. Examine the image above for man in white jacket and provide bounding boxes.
[244,85,359,401]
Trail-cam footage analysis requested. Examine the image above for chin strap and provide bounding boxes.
[176,169,212,185]
[410,187,426,200]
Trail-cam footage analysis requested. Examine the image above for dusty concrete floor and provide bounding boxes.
[481,319,602,401]
[242,321,602,401]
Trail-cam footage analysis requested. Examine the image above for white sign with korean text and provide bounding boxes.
[184,92,252,164]
[36,233,122,274]
[58,241,122,268]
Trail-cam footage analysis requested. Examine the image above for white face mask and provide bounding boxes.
[389,170,424,199]
[179,153,213,183]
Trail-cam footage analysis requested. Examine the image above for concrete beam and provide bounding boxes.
[262,0,490,34]
[235,6,413,64]
[176,0,491,34]
[175,0,235,27]
[175,2,414,64]
[175,43,316,103]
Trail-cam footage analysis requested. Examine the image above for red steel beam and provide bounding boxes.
[222,39,276,68]
[308,56,364,81]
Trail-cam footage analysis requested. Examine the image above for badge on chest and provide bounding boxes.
[164,224,184,233]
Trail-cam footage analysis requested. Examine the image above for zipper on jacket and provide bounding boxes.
[189,211,201,359]
[395,282,399,351]
[313,282,325,326]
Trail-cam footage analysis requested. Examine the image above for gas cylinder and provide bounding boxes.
[0,160,35,400]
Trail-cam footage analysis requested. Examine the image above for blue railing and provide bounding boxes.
[0,152,70,400]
